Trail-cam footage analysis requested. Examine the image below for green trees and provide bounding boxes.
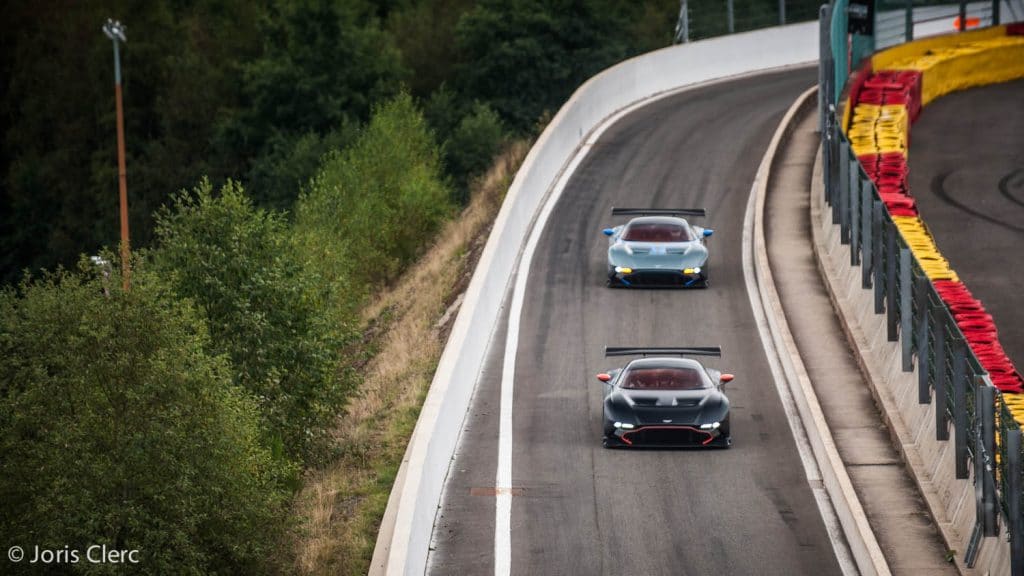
[0,265,289,574]
[153,180,353,463]
[0,0,827,284]
[446,102,505,200]
[220,0,406,210]
[295,93,454,293]
[454,0,631,131]
[0,1,269,286]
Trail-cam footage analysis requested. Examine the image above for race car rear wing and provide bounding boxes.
[611,208,707,218]
[605,346,721,358]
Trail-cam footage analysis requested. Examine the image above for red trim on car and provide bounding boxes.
[620,425,715,446]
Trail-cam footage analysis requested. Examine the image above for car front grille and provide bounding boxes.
[621,426,713,446]
[622,272,702,287]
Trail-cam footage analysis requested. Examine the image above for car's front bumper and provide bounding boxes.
[607,425,728,447]
[609,269,707,287]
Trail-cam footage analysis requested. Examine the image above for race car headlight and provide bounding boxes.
[699,422,720,430]
[613,422,635,430]
[614,266,633,274]
[683,266,702,274]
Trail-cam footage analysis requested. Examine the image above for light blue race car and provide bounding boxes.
[603,208,713,288]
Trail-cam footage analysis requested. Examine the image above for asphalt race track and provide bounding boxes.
[428,66,844,576]
[908,78,1024,372]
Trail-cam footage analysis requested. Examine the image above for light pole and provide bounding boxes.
[103,18,130,292]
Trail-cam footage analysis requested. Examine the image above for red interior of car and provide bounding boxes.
[624,368,703,390]
[622,223,691,242]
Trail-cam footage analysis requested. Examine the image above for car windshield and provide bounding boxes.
[620,366,707,390]
[622,222,692,242]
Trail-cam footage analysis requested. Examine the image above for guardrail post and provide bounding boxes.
[901,248,913,371]
[958,0,968,32]
[819,5,832,133]
[917,275,931,403]
[861,177,872,287]
[993,0,1000,25]
[874,201,885,313]
[979,380,998,536]
[831,125,841,223]
[1008,429,1023,575]
[935,309,949,440]
[887,223,898,341]
[953,339,968,478]
[825,116,834,208]
[840,140,851,244]
[850,166,860,264]
[904,0,914,42]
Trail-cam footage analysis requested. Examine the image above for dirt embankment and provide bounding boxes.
[289,140,530,576]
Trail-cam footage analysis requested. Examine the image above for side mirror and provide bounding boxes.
[596,373,612,382]
[602,228,615,237]
[703,229,714,237]
[719,373,734,384]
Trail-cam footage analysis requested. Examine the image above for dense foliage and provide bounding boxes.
[295,93,455,295]
[152,180,353,463]
[455,0,632,131]
[0,0,835,284]
[0,264,290,574]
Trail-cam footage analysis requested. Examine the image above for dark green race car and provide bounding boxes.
[596,347,733,448]
[603,208,713,288]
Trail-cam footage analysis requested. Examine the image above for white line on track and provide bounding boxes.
[494,132,592,576]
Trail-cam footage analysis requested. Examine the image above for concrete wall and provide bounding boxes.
[373,21,819,576]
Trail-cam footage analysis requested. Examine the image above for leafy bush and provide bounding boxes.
[152,180,351,463]
[243,127,356,212]
[0,263,289,574]
[295,92,454,296]
[446,102,504,203]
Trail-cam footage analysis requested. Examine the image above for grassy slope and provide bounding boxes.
[289,141,529,575]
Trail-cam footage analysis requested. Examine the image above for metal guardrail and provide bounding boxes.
[818,6,1023,571]
[825,0,1010,102]
[875,1,998,48]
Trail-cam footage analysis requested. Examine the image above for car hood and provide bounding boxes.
[608,388,728,426]
[608,241,707,270]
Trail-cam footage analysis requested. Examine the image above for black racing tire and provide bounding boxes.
[603,419,616,438]
[602,418,620,448]
[717,415,731,448]
[701,263,710,288]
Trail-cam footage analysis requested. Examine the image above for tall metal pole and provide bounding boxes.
[779,0,786,25]
[727,0,735,33]
[103,19,130,292]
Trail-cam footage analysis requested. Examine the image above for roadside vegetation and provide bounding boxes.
[0,0,827,573]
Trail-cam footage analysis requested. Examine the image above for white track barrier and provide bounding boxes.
[373,22,819,576]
